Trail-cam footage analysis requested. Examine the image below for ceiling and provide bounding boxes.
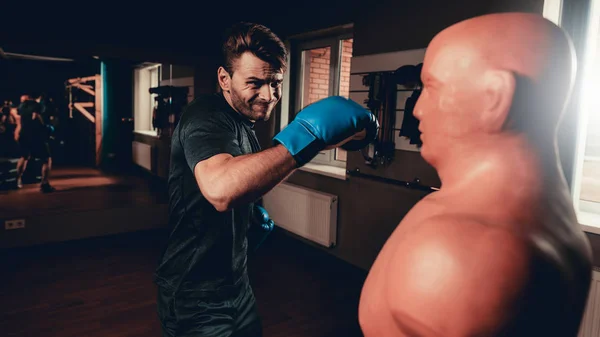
[1,0,363,65]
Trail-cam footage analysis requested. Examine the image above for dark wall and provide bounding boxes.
[0,207,168,249]
[352,0,543,56]
[101,59,135,171]
[285,169,430,268]
[161,64,195,81]
[589,234,600,266]
[0,58,99,107]
[194,60,220,97]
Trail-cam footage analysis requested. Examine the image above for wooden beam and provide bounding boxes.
[67,76,97,84]
[66,74,102,167]
[74,103,95,123]
[95,74,103,167]
[68,87,73,118]
[70,83,96,97]
[76,84,94,91]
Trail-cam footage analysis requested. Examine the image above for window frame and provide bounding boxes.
[133,63,161,137]
[546,0,600,233]
[148,66,160,131]
[570,0,600,233]
[286,28,354,169]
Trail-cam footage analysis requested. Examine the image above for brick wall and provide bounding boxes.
[339,39,353,98]
[305,39,354,161]
[306,39,354,105]
[307,47,331,105]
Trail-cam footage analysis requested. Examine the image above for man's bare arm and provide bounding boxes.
[194,144,297,212]
[10,108,21,140]
[35,113,44,124]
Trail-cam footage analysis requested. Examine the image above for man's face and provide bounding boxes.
[226,52,284,122]
[414,42,488,166]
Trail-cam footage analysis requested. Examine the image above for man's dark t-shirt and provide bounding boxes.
[18,100,42,127]
[1,105,10,118]
[154,93,261,293]
[18,100,45,140]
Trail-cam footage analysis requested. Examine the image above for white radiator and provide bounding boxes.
[579,268,600,337]
[262,182,338,248]
[132,141,153,171]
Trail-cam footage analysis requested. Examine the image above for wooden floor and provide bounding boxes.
[0,166,168,219]
[0,228,367,337]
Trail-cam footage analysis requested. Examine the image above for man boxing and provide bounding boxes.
[358,13,593,337]
[154,22,377,337]
[11,94,55,192]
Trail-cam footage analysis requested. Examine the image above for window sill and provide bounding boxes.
[297,163,347,181]
[134,130,159,137]
[578,211,600,235]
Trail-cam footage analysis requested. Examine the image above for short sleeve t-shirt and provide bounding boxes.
[17,100,45,140]
[18,100,42,126]
[154,93,261,292]
[1,105,10,117]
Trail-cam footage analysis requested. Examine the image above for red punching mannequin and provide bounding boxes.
[359,13,593,337]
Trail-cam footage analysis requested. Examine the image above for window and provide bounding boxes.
[133,64,161,136]
[570,0,600,232]
[286,29,354,169]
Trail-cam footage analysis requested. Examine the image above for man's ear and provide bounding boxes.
[481,69,515,132]
[217,67,232,92]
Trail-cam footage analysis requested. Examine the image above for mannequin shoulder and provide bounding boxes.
[384,215,532,336]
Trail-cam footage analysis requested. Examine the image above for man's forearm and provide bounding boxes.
[36,113,44,124]
[216,144,297,210]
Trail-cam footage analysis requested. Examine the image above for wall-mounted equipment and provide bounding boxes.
[394,63,423,147]
[359,62,423,168]
[361,71,397,167]
[347,168,439,195]
[149,85,189,138]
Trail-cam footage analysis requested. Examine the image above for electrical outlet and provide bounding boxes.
[5,219,25,230]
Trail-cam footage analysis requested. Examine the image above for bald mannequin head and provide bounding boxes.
[414,13,575,167]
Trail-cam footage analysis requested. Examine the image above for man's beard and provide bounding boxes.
[230,88,273,122]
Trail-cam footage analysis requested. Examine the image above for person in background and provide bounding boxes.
[11,94,55,192]
[0,100,16,156]
[1,100,12,123]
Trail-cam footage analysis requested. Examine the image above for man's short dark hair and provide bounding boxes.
[221,22,288,75]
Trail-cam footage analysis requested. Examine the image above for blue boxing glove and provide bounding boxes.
[273,96,378,166]
[248,204,275,252]
[253,205,275,231]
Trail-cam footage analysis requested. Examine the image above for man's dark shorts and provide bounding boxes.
[19,135,51,162]
[157,274,263,337]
